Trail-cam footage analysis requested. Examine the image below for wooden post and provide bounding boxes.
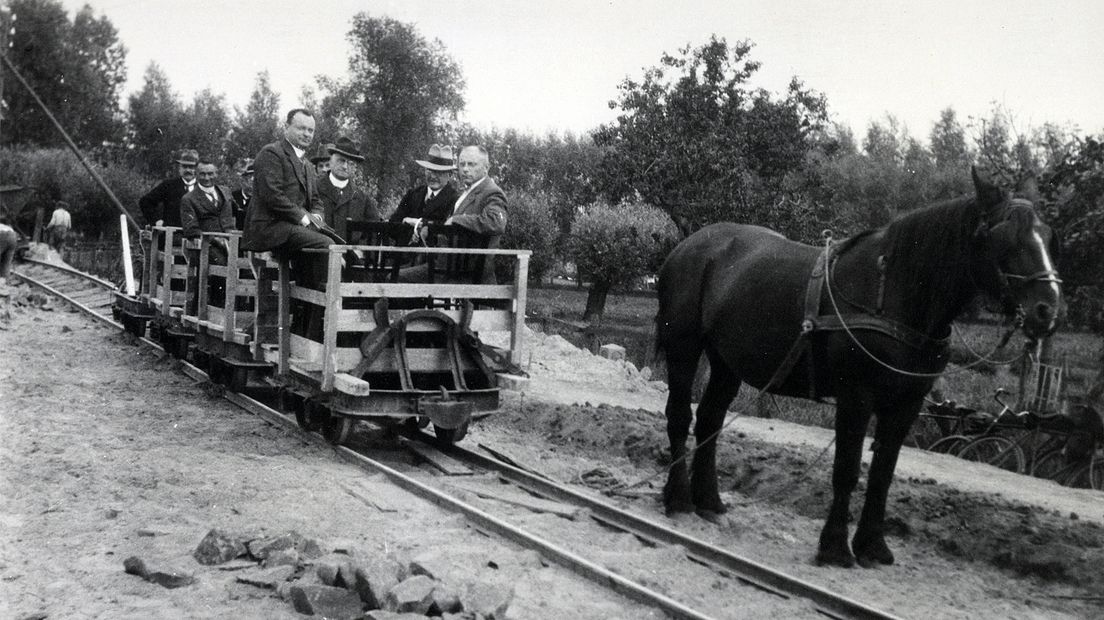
[321,249,342,392]
[510,253,529,366]
[120,214,135,296]
[159,228,174,317]
[196,236,210,321]
[277,258,290,376]
[224,235,240,341]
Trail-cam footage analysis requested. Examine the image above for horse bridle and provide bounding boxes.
[983,198,1063,315]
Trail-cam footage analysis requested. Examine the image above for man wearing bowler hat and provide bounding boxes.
[389,144,460,232]
[311,137,379,243]
[310,143,333,176]
[139,148,199,228]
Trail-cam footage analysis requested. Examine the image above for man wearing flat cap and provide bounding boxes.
[139,148,199,228]
[311,137,379,243]
[389,144,460,231]
[231,158,254,230]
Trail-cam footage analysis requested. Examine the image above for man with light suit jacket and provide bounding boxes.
[446,145,508,283]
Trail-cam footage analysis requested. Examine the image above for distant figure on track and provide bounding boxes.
[0,217,17,283]
[44,200,72,258]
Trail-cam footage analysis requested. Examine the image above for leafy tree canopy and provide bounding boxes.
[593,36,829,238]
[3,0,127,147]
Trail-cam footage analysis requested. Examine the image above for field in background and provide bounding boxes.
[526,285,1103,430]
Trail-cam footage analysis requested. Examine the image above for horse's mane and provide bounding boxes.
[880,196,985,309]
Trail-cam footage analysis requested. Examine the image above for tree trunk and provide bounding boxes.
[583,281,611,325]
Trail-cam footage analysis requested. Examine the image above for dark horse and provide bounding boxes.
[656,169,1062,568]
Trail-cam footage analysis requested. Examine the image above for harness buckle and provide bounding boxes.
[801,319,815,333]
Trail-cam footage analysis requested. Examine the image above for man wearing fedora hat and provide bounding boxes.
[231,158,254,230]
[311,137,379,243]
[389,144,460,232]
[139,148,199,228]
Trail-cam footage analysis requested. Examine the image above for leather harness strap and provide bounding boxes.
[770,242,951,400]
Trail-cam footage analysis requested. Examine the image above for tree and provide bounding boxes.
[593,37,828,239]
[227,71,281,165]
[2,0,127,147]
[178,88,231,164]
[318,14,465,207]
[126,63,184,176]
[567,202,678,322]
[930,108,970,170]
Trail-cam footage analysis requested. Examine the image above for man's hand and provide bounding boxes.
[401,217,422,227]
[155,219,164,227]
[301,213,324,228]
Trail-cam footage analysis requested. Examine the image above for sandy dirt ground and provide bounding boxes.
[2,285,1104,619]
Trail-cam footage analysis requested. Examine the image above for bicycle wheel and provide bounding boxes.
[927,435,971,456]
[1030,447,1070,479]
[1065,458,1104,490]
[957,436,1026,473]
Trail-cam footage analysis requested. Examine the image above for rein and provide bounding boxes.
[822,231,1027,379]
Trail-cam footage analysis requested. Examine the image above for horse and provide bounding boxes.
[655,168,1062,568]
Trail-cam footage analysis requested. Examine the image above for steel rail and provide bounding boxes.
[15,259,900,620]
[430,440,900,620]
[20,257,118,290]
[11,263,118,323]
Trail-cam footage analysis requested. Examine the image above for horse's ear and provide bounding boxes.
[972,166,1005,208]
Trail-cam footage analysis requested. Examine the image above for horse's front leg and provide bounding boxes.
[816,392,873,567]
[851,400,921,567]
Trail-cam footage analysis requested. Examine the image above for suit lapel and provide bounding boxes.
[283,140,307,190]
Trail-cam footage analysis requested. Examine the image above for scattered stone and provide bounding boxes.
[248,531,304,560]
[194,529,248,565]
[216,559,259,571]
[431,584,464,614]
[349,556,404,608]
[289,584,364,620]
[122,556,197,589]
[263,547,300,568]
[104,509,119,519]
[17,613,48,620]
[313,554,353,587]
[464,580,513,619]
[136,529,159,537]
[385,574,437,614]
[236,565,296,590]
[598,343,625,361]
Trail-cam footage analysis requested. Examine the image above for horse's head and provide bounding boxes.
[970,168,1063,339]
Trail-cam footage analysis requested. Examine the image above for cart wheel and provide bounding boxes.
[304,399,329,433]
[405,416,430,431]
[323,415,354,445]
[228,366,249,392]
[433,420,469,447]
[172,337,190,360]
[208,358,227,385]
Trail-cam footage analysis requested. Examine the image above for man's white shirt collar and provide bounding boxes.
[329,173,349,189]
[290,141,306,160]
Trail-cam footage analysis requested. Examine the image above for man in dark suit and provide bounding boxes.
[389,144,460,231]
[241,109,330,263]
[447,145,508,283]
[180,158,236,261]
[311,137,379,243]
[139,149,198,228]
[230,158,254,230]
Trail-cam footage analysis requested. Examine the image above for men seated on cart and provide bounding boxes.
[180,158,237,265]
[311,137,379,243]
[398,144,508,284]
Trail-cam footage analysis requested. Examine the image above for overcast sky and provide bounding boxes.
[60,0,1104,140]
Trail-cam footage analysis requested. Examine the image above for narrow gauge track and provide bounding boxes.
[18,258,901,620]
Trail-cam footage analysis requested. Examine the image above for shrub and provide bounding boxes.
[497,189,559,283]
[0,147,155,238]
[567,202,678,321]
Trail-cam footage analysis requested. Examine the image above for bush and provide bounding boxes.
[497,189,559,282]
[567,202,678,320]
[0,147,155,238]
[568,202,677,286]
[1066,286,1104,333]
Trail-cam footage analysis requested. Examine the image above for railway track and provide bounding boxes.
[14,258,901,620]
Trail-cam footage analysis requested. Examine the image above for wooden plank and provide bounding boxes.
[322,252,343,392]
[447,479,586,520]
[511,254,529,365]
[340,282,516,300]
[404,441,474,476]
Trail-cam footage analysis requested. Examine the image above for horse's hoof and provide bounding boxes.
[694,508,730,525]
[814,547,856,568]
[852,534,895,567]
[663,501,695,516]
